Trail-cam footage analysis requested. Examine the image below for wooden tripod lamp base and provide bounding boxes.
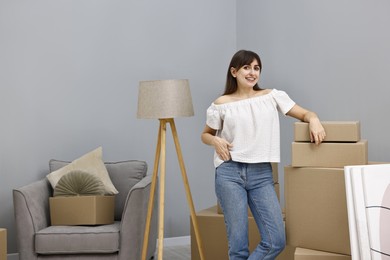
[141,119,205,260]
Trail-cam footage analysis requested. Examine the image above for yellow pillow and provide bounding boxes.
[46,147,119,195]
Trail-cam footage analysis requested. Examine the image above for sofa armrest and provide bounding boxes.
[118,175,157,260]
[13,178,52,259]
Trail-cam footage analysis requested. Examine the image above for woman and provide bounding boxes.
[201,50,326,260]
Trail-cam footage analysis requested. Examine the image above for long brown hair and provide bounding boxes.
[223,50,263,95]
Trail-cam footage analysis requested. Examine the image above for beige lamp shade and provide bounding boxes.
[137,79,194,119]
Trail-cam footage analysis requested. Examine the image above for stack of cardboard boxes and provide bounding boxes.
[285,121,367,259]
[191,163,296,260]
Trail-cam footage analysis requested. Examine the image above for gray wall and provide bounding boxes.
[2,0,390,256]
[0,0,236,254]
[237,0,390,205]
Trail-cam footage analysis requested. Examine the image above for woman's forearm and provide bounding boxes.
[201,132,216,146]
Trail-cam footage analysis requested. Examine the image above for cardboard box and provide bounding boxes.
[278,245,295,260]
[0,229,6,260]
[217,182,281,215]
[294,121,360,142]
[291,140,368,168]
[191,206,291,260]
[49,195,115,225]
[295,247,351,260]
[284,166,350,255]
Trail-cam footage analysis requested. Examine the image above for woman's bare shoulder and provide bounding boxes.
[257,88,273,96]
[214,95,234,105]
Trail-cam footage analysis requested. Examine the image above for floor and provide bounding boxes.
[154,236,191,260]
[162,244,191,260]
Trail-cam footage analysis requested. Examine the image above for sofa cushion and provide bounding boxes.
[35,222,120,254]
[53,170,105,197]
[47,147,119,195]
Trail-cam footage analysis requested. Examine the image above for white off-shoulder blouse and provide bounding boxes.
[206,89,295,168]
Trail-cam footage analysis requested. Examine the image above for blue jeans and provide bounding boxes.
[215,161,285,260]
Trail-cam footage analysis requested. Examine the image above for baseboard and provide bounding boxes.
[162,236,190,247]
[7,253,19,260]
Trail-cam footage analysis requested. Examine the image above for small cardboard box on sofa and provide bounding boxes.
[49,195,115,225]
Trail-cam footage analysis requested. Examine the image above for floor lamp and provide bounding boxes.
[137,79,205,260]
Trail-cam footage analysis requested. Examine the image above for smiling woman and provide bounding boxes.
[201,49,326,260]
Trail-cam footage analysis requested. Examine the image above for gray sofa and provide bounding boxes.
[13,160,157,260]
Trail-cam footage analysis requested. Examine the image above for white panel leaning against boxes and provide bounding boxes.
[285,121,367,259]
[344,164,390,260]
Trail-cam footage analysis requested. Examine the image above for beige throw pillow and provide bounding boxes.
[46,147,119,195]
